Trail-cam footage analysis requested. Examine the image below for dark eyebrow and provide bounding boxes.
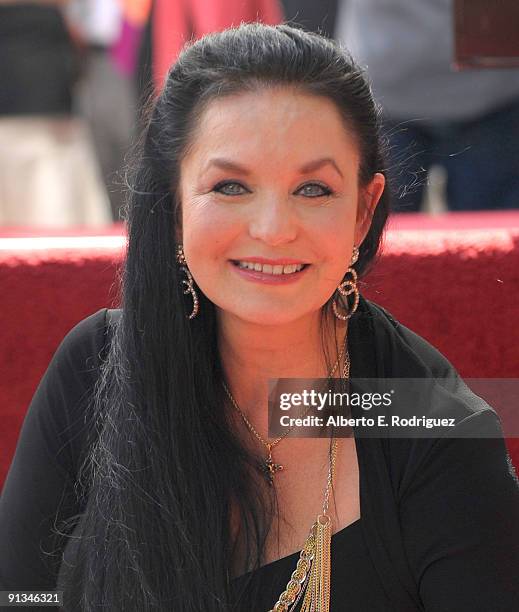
[299,157,343,179]
[204,157,344,178]
[204,158,252,175]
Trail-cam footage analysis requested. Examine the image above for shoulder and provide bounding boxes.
[48,307,123,406]
[60,307,115,348]
[352,303,519,578]
[55,308,121,370]
[355,298,513,477]
[42,308,109,394]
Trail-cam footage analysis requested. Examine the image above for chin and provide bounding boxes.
[216,302,313,327]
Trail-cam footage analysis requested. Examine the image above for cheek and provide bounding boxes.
[314,205,356,253]
[310,208,357,286]
[182,197,238,264]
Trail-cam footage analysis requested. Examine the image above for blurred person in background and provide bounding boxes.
[335,0,519,212]
[67,0,151,222]
[152,0,283,90]
[0,0,112,227]
[115,0,153,126]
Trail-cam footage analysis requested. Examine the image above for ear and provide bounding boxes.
[354,173,385,247]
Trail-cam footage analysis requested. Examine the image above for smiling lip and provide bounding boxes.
[229,260,310,285]
[230,257,309,265]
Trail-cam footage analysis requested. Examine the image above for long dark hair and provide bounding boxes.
[60,23,390,611]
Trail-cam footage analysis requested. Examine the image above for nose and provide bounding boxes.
[248,195,298,246]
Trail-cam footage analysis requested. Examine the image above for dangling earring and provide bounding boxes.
[176,244,199,319]
[332,245,360,320]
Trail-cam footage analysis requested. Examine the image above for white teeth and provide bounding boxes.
[235,261,305,274]
[237,262,256,270]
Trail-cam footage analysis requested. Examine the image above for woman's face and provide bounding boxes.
[178,87,384,326]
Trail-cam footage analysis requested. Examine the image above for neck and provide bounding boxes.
[217,308,348,430]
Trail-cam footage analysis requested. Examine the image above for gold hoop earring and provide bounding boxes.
[332,245,359,321]
[176,245,199,319]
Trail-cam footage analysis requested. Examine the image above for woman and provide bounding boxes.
[1,23,518,611]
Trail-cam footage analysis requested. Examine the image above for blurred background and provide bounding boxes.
[0,0,518,225]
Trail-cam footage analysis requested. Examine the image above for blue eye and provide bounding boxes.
[213,181,248,196]
[212,181,333,198]
[297,183,333,198]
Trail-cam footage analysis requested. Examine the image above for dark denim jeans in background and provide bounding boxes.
[383,101,519,212]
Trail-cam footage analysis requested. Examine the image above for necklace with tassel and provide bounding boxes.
[266,340,348,611]
[267,436,339,612]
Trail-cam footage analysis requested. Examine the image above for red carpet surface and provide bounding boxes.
[1,212,518,487]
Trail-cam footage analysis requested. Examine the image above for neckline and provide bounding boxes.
[231,517,362,582]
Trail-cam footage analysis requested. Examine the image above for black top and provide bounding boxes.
[1,297,518,611]
[230,518,390,610]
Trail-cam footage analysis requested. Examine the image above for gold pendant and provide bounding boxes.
[262,451,283,485]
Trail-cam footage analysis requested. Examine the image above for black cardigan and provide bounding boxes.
[1,296,518,610]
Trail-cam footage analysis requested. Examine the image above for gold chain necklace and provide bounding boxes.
[221,331,350,485]
[266,345,349,612]
[268,436,339,612]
